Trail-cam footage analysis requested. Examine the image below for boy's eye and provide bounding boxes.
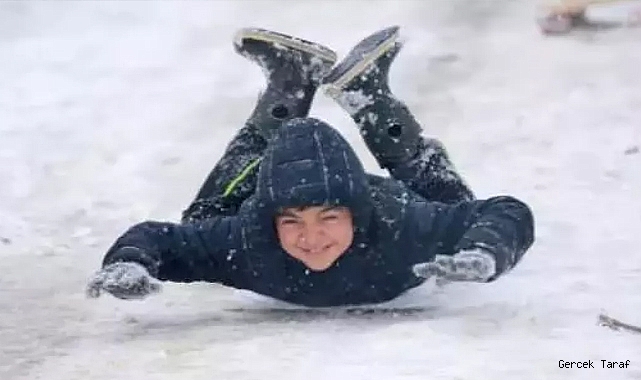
[321,214,339,221]
[279,218,299,225]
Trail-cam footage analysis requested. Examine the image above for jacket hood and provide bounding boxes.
[255,117,373,233]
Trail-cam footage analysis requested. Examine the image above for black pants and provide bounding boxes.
[181,119,474,223]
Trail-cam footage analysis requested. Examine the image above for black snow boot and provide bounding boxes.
[234,28,337,141]
[322,26,422,169]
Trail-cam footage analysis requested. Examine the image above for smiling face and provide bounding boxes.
[275,205,354,271]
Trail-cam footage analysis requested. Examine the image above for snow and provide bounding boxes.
[333,90,376,115]
[1,0,641,379]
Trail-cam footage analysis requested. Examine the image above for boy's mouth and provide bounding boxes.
[300,245,333,255]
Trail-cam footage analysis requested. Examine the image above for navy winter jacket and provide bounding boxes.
[102,118,534,307]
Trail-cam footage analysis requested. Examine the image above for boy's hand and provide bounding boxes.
[86,261,162,300]
[412,248,496,283]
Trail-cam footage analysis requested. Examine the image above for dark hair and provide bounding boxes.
[274,204,351,217]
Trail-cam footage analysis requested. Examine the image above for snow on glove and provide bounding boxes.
[412,248,497,282]
[86,261,162,300]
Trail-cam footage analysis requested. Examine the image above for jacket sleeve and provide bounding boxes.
[101,216,250,288]
[406,195,535,280]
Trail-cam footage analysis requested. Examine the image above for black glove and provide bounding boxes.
[86,261,162,300]
[412,248,497,283]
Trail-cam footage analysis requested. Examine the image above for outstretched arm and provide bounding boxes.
[104,216,249,284]
[406,196,535,281]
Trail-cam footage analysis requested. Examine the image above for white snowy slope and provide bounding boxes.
[1,0,640,379]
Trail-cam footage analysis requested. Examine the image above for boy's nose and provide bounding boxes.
[299,227,324,247]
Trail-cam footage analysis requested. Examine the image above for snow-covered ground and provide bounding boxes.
[1,1,640,379]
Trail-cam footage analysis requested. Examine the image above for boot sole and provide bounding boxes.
[322,26,400,98]
[234,28,337,63]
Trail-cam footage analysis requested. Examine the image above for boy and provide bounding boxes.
[87,26,534,307]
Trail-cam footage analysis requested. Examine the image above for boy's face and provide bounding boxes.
[275,206,354,271]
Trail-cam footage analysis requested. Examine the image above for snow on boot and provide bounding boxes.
[322,26,422,169]
[234,28,337,141]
